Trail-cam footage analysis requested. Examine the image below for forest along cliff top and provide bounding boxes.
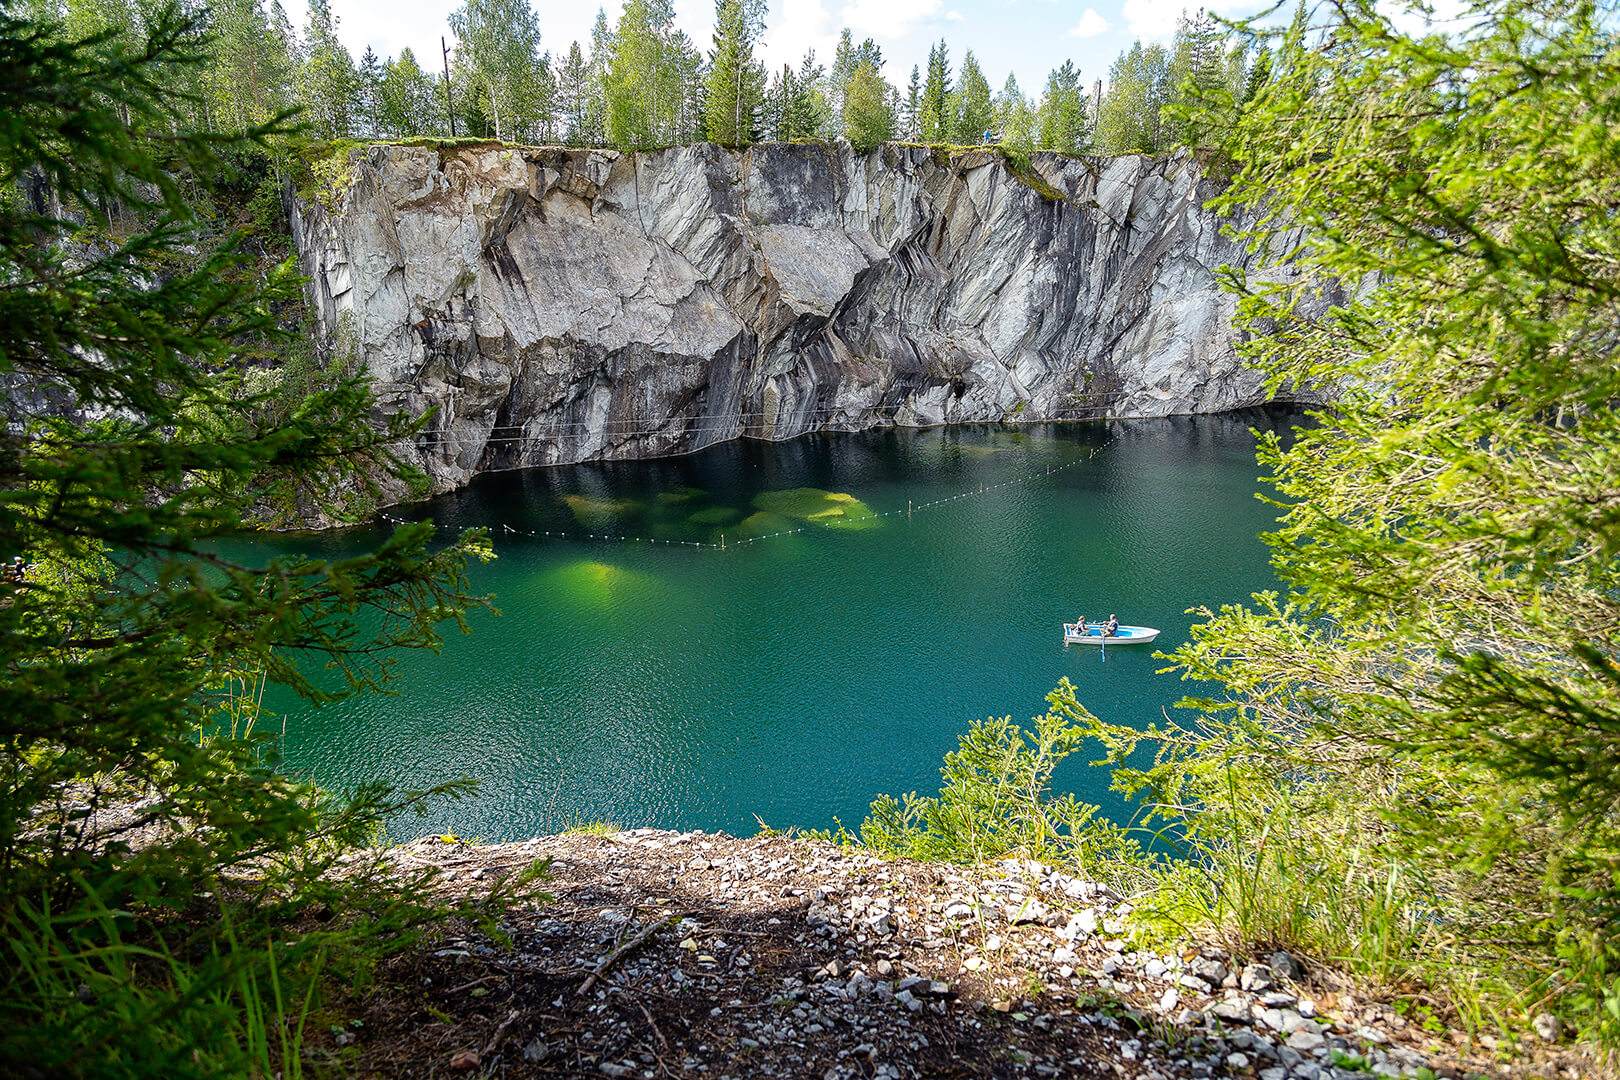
[324,829,1571,1080]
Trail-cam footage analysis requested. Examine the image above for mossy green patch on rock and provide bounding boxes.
[753,488,879,530]
[563,494,639,528]
[734,510,796,538]
[688,506,741,526]
[656,487,704,505]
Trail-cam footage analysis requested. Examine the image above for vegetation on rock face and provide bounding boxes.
[0,6,501,1075]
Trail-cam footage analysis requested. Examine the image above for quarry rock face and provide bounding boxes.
[290,141,1303,498]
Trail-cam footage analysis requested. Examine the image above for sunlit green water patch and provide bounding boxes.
[250,413,1297,841]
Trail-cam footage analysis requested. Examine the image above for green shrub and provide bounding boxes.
[853,680,1155,893]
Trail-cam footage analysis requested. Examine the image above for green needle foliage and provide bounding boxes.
[0,5,495,1075]
[1086,0,1620,1047]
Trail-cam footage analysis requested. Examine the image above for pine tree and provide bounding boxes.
[558,40,591,144]
[704,0,765,146]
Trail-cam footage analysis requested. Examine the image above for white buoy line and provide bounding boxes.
[375,435,1120,552]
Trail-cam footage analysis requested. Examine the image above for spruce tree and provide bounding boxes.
[920,39,950,142]
[902,63,921,140]
[703,0,765,146]
[1037,59,1085,152]
[950,49,993,144]
[0,5,491,1073]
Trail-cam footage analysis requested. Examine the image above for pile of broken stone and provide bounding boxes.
[348,829,1578,1080]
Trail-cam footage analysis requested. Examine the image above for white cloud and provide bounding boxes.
[837,0,942,40]
[1065,7,1109,38]
[760,0,836,70]
[1119,0,1185,39]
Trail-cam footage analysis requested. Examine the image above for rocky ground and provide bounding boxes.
[316,829,1595,1080]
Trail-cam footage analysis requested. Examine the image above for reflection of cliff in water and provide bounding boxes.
[291,140,1330,514]
[397,407,1306,551]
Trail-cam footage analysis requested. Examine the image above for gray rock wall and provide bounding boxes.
[290,141,1300,499]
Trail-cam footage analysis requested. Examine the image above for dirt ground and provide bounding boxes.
[302,830,1596,1080]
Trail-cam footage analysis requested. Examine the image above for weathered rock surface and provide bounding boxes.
[291,142,1313,500]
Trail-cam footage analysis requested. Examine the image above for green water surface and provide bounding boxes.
[254,411,1293,841]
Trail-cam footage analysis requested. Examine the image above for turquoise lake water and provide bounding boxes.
[254,410,1294,842]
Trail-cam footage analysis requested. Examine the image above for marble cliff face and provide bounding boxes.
[290,141,1304,498]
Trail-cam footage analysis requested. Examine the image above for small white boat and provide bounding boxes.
[1063,621,1160,645]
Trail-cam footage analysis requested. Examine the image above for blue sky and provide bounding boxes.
[327,0,1271,102]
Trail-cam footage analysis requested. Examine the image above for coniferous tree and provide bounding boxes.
[356,44,383,136]
[901,63,921,140]
[704,0,765,145]
[783,48,825,139]
[1163,9,1229,147]
[557,40,592,143]
[296,0,358,138]
[1036,59,1085,152]
[581,9,613,145]
[920,39,950,142]
[0,6,491,1070]
[1242,44,1271,102]
[825,27,854,137]
[995,72,1035,153]
[670,28,705,141]
[950,48,993,144]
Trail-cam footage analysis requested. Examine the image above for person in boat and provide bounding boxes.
[1105,614,1119,637]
